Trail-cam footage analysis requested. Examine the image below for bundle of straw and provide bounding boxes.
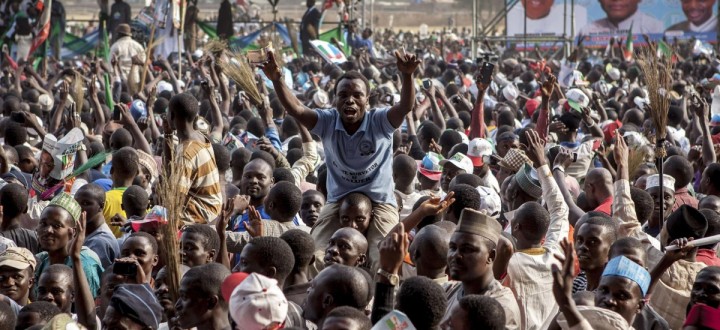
[636,47,674,147]
[203,39,228,58]
[218,52,263,106]
[155,143,185,306]
[627,147,648,180]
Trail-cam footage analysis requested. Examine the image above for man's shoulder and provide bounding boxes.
[666,21,690,32]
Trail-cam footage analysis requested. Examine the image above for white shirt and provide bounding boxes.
[507,4,587,36]
[578,10,664,35]
[110,36,146,82]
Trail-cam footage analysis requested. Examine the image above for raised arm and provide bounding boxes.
[526,130,570,250]
[551,149,586,227]
[71,213,98,330]
[537,75,556,141]
[423,84,446,131]
[261,51,318,129]
[469,76,487,139]
[118,103,152,155]
[436,87,459,119]
[691,94,716,165]
[388,50,421,128]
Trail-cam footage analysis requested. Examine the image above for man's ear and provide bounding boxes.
[207,295,220,310]
[267,266,277,280]
[356,254,367,267]
[637,299,646,314]
[207,249,217,263]
[309,254,316,266]
[322,293,334,309]
[488,248,496,264]
[152,254,160,267]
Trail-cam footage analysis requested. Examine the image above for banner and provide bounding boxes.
[197,21,292,50]
[506,0,718,47]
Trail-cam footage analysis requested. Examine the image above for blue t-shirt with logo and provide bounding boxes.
[311,107,397,207]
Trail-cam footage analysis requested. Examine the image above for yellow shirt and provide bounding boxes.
[103,187,127,238]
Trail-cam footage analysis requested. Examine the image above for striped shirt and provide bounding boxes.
[177,140,223,224]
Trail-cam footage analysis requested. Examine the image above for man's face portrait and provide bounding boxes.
[522,0,554,19]
[599,0,641,24]
[681,0,716,26]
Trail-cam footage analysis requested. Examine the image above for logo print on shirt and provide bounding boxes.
[359,140,375,156]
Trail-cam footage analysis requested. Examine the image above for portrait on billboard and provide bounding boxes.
[506,0,587,36]
[666,0,717,32]
[577,0,664,35]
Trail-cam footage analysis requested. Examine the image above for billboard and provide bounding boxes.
[506,0,718,47]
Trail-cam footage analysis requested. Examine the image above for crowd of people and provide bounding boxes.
[1,1,720,329]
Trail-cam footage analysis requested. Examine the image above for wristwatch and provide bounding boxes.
[377,269,400,286]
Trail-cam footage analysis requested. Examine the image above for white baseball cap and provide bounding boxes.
[477,186,501,217]
[157,81,174,95]
[440,152,474,174]
[566,88,590,112]
[466,138,493,167]
[502,84,519,102]
[229,273,288,330]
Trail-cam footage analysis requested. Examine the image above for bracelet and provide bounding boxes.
[553,165,565,173]
[584,119,596,126]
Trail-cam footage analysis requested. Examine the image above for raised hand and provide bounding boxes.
[260,51,283,82]
[418,191,456,216]
[70,212,87,259]
[525,129,547,167]
[541,74,556,99]
[690,93,709,122]
[429,138,442,154]
[551,238,577,308]
[395,49,421,75]
[232,195,250,216]
[613,130,629,169]
[244,205,263,237]
[218,199,233,230]
[109,213,128,228]
[554,147,574,169]
[549,121,568,134]
[378,223,408,275]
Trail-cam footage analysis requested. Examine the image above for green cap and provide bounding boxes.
[48,192,81,224]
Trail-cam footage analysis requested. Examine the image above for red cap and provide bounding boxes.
[603,120,623,144]
[221,272,250,301]
[525,99,540,117]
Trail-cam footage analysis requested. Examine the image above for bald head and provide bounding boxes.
[700,195,720,214]
[664,155,693,188]
[623,109,644,127]
[585,168,613,207]
[333,227,368,254]
[410,225,450,272]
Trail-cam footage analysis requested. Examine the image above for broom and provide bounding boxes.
[636,45,674,231]
[71,73,85,114]
[218,51,263,106]
[155,140,185,306]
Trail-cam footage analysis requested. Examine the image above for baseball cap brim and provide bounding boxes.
[222,272,250,302]
[130,218,164,232]
[567,99,582,112]
[0,259,31,270]
[467,155,484,167]
[439,159,472,174]
[419,168,442,181]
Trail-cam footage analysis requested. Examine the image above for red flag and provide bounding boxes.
[28,0,52,55]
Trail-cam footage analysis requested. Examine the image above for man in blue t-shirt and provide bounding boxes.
[261,49,420,269]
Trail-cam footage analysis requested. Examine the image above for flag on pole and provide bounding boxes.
[623,23,633,62]
[656,40,677,63]
[28,0,53,55]
[318,25,349,55]
[310,39,347,64]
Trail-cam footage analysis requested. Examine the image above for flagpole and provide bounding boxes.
[178,0,186,81]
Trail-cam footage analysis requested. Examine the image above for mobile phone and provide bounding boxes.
[572,152,578,162]
[423,79,432,89]
[113,105,122,121]
[114,262,137,277]
[10,111,25,124]
[480,62,495,85]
